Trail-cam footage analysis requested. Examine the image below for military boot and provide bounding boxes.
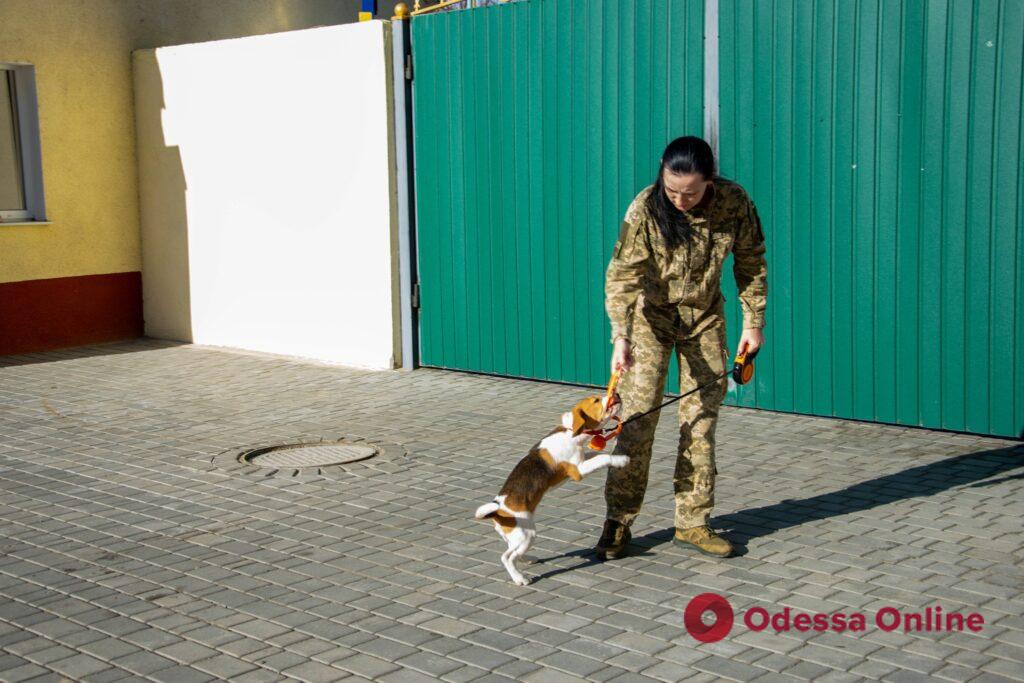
[595,519,632,561]
[672,525,733,558]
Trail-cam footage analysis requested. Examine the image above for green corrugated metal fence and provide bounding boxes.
[719,0,1023,436]
[411,0,1024,438]
[412,0,706,391]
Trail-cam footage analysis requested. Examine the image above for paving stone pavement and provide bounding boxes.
[1,339,1022,683]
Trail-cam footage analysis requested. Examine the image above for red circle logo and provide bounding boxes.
[684,593,734,643]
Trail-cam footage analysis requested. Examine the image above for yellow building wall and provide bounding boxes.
[0,0,362,285]
[0,0,138,283]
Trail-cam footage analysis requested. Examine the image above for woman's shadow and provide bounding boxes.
[534,442,1023,578]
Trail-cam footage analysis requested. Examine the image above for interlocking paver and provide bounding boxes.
[377,666,446,683]
[394,649,464,677]
[82,669,136,683]
[46,652,111,677]
[0,340,1021,682]
[332,651,401,678]
[2,662,51,682]
[108,649,177,676]
[147,664,217,683]
[190,652,260,678]
[280,659,348,682]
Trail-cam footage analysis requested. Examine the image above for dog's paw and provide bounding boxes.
[512,575,530,586]
[610,455,630,468]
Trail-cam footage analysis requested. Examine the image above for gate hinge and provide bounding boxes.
[405,54,413,81]
[411,282,420,309]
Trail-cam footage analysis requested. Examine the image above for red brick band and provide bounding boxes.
[0,272,143,356]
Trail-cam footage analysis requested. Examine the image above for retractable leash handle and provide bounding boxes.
[732,347,756,385]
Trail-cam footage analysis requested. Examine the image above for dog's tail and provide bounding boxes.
[474,501,500,520]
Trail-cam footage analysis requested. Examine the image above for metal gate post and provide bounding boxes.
[391,7,419,370]
[703,0,719,161]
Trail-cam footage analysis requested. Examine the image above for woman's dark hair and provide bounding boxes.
[646,136,717,249]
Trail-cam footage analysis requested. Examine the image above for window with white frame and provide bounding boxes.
[1,64,45,223]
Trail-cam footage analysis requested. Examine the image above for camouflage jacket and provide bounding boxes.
[605,177,768,343]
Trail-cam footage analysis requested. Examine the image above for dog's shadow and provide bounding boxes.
[530,444,1024,581]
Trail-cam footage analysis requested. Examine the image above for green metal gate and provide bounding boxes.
[411,0,1024,438]
[718,0,1023,437]
[412,0,707,389]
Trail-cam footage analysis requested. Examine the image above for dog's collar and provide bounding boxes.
[585,415,622,451]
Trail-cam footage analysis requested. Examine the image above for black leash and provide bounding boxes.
[617,369,733,428]
[592,349,757,439]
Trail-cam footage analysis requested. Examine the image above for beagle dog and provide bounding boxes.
[474,393,626,585]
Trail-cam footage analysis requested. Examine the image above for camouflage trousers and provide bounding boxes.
[605,299,730,530]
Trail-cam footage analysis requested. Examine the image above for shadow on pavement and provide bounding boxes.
[538,444,1024,570]
[0,337,188,368]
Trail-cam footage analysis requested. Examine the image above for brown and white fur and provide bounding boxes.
[474,394,627,585]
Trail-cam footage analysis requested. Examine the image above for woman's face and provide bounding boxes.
[662,169,710,212]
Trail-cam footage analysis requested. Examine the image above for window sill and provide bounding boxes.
[0,220,52,226]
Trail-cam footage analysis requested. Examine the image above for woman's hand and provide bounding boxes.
[612,337,634,374]
[737,328,765,357]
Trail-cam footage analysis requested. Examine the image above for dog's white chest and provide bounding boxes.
[537,431,584,465]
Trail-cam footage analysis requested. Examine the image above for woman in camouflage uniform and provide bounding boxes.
[597,136,768,560]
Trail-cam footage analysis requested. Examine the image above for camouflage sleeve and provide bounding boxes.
[605,217,651,343]
[733,193,768,329]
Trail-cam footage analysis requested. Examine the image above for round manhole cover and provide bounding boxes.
[244,443,378,468]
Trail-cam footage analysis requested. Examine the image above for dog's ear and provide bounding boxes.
[570,407,587,436]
